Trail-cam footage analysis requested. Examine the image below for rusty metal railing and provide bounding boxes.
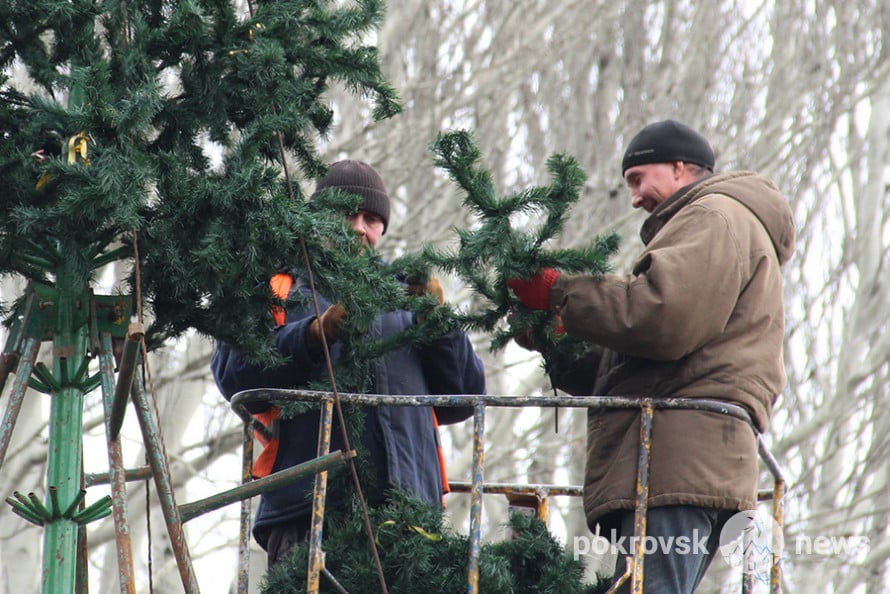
[230,390,786,594]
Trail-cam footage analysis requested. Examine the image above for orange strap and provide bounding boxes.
[251,407,281,478]
[269,273,293,327]
[432,410,450,497]
[250,274,294,478]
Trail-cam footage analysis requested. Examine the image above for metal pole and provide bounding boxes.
[630,400,655,594]
[42,265,91,593]
[0,337,40,467]
[41,26,92,586]
[742,519,755,593]
[233,390,756,425]
[236,419,254,594]
[0,352,20,397]
[108,323,143,439]
[307,399,335,593]
[771,479,785,594]
[178,450,349,523]
[98,333,136,593]
[466,402,485,593]
[83,465,153,487]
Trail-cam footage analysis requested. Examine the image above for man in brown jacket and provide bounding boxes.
[508,120,795,592]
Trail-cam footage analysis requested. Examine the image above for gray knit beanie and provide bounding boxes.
[312,160,391,233]
[622,120,715,175]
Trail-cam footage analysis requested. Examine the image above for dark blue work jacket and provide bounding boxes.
[211,282,485,548]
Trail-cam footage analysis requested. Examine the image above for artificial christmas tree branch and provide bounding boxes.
[395,129,620,373]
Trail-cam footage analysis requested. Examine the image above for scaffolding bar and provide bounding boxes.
[757,434,787,486]
[231,388,786,594]
[83,465,154,488]
[771,479,785,594]
[178,450,350,523]
[448,481,582,497]
[0,337,40,468]
[0,352,20,397]
[130,379,200,593]
[307,399,335,593]
[232,390,756,426]
[467,402,486,593]
[236,418,254,594]
[108,323,143,440]
[98,332,136,594]
[630,400,654,593]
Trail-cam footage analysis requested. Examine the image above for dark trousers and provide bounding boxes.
[265,517,312,569]
[610,505,733,593]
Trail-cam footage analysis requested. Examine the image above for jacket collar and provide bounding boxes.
[639,175,712,245]
[638,171,795,265]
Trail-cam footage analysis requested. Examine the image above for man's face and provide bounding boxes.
[623,162,685,213]
[347,209,385,248]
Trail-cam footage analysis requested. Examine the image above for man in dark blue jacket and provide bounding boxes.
[211,160,486,567]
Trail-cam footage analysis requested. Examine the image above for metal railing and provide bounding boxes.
[230,389,786,594]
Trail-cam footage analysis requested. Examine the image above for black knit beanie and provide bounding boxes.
[621,120,715,175]
[312,160,391,233]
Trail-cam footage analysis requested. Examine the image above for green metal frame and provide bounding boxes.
[0,279,212,593]
[0,280,139,590]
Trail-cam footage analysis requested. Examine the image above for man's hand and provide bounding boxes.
[307,304,348,353]
[507,268,561,310]
[407,275,445,324]
[406,275,445,305]
[512,328,539,352]
[510,312,565,352]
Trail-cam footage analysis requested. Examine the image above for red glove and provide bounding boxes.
[507,269,560,310]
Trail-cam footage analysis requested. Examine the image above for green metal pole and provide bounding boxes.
[39,10,93,585]
[42,260,89,592]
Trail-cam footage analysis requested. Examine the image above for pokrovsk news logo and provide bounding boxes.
[717,509,783,583]
[571,507,869,585]
[718,508,871,584]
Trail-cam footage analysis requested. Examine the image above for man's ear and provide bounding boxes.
[673,160,694,183]
[672,161,685,177]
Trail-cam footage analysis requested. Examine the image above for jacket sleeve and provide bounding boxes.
[418,327,486,425]
[210,290,334,408]
[547,346,606,396]
[551,202,743,361]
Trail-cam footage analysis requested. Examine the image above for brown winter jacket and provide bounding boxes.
[548,170,795,533]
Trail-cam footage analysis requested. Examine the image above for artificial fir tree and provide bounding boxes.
[400,129,620,375]
[0,0,402,363]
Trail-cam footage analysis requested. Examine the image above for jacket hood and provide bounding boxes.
[641,171,796,265]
